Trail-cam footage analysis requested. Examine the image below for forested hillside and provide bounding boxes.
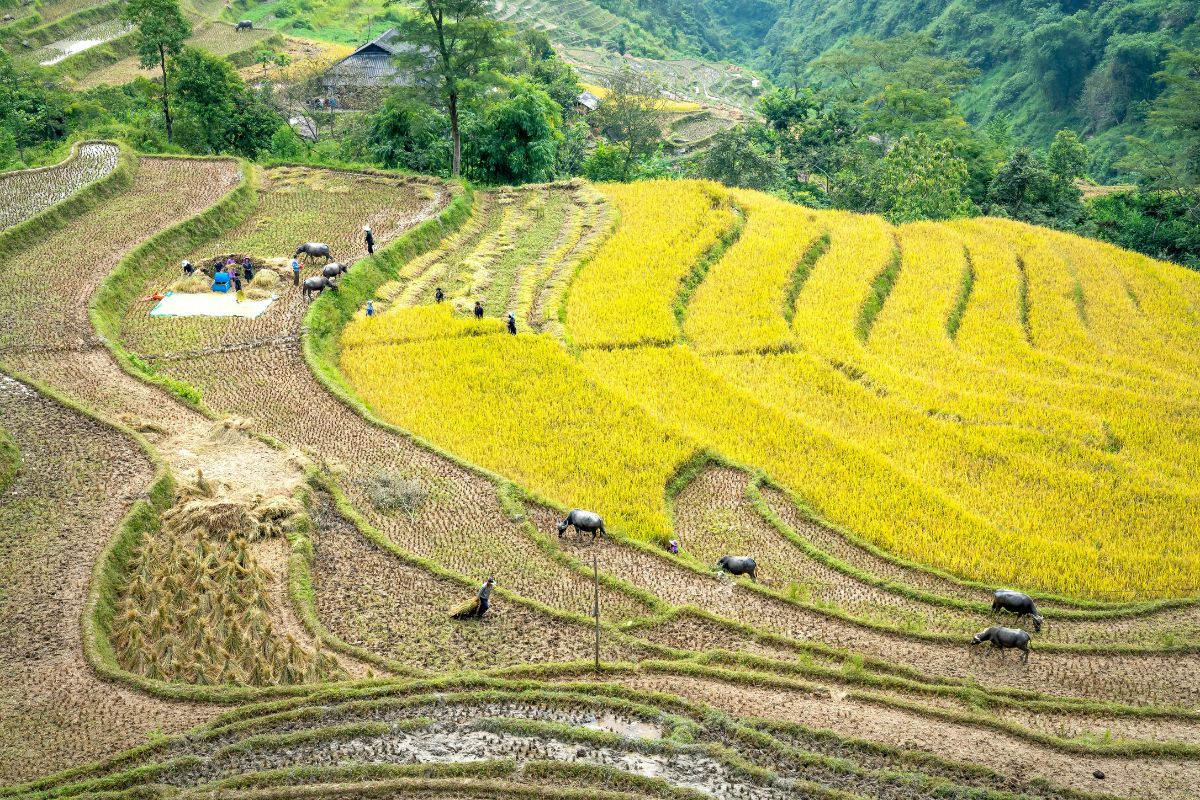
[598,0,1200,173]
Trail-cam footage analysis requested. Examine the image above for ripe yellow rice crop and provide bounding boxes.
[343,304,505,347]
[342,179,1200,599]
[580,83,704,113]
[683,189,824,354]
[340,331,696,541]
[565,180,736,348]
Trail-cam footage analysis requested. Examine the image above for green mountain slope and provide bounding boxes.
[596,0,1200,172]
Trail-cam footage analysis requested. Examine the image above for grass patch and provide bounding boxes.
[945,248,975,339]
[855,241,902,342]
[783,231,830,325]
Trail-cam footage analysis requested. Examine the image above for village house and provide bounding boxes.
[320,28,416,109]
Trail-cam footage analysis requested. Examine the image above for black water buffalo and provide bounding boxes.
[992,589,1044,632]
[972,626,1031,663]
[236,20,253,30]
[294,242,332,262]
[715,555,757,582]
[322,262,348,280]
[557,509,606,543]
[302,275,337,299]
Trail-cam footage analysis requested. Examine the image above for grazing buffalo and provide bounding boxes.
[715,555,757,582]
[322,262,348,280]
[235,20,253,30]
[302,275,337,299]
[992,589,1044,632]
[972,626,1031,663]
[294,242,332,262]
[557,509,606,543]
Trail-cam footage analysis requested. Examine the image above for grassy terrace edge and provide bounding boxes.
[0,140,137,257]
[2,677,1142,800]
[2,161,1187,794]
[90,153,256,414]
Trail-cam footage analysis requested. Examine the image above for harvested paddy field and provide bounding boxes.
[3,153,1200,800]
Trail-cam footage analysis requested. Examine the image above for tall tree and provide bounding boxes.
[870,133,974,223]
[699,125,783,191]
[1122,47,1200,204]
[122,0,191,142]
[396,0,506,178]
[591,66,666,181]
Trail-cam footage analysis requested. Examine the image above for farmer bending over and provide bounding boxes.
[451,577,496,619]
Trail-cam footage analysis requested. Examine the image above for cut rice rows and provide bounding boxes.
[4,153,1200,799]
[0,141,119,231]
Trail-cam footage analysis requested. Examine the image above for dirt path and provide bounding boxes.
[0,376,215,784]
[621,673,1200,800]
[0,157,344,780]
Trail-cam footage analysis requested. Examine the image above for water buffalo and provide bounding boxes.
[972,626,1031,663]
[294,242,332,262]
[557,509,606,543]
[992,589,1044,632]
[302,275,337,299]
[322,262,348,280]
[715,555,757,582]
[236,20,253,30]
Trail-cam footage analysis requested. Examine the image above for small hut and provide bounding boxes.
[576,90,601,114]
[321,28,417,109]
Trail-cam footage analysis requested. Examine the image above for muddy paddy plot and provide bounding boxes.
[311,496,653,671]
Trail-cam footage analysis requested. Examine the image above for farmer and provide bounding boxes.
[291,257,301,287]
[232,272,243,296]
[242,257,254,282]
[225,257,236,271]
[435,287,445,304]
[450,577,496,619]
[507,312,516,335]
[182,259,195,275]
[668,539,679,555]
[366,300,374,318]
[475,577,495,617]
[364,225,375,254]
[474,301,484,320]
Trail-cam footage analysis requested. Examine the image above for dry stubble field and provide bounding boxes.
[1,152,1199,800]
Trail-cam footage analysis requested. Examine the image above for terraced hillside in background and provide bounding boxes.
[2,150,1200,800]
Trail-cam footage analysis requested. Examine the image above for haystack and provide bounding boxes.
[449,596,482,619]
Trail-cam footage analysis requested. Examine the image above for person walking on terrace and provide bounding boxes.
[450,577,496,619]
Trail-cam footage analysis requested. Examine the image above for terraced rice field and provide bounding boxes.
[0,141,118,230]
[74,22,276,88]
[3,152,1200,800]
[30,18,130,65]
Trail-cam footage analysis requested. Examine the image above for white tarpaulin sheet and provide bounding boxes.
[149,291,277,319]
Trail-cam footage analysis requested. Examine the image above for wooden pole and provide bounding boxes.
[593,552,600,675]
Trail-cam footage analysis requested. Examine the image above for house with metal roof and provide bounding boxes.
[320,28,417,108]
[576,90,601,113]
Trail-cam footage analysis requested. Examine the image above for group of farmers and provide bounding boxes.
[181,256,258,299]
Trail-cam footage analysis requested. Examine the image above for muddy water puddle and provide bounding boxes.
[180,718,785,798]
[582,712,663,739]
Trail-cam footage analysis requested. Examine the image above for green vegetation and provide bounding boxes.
[0,427,17,495]
[121,0,191,141]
